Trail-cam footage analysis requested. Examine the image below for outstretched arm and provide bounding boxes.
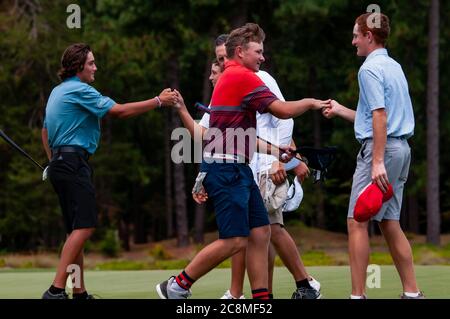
[108,88,177,118]
[173,90,206,142]
[267,98,330,119]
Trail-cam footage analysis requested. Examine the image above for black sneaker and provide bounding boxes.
[73,293,97,299]
[291,286,322,299]
[42,289,69,299]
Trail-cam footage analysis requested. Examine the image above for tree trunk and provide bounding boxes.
[193,56,213,244]
[407,194,420,234]
[201,55,213,106]
[164,110,174,238]
[426,0,440,245]
[230,2,247,28]
[118,217,130,251]
[131,182,147,243]
[308,66,325,228]
[400,173,420,234]
[168,56,190,247]
[172,109,190,247]
[313,111,325,229]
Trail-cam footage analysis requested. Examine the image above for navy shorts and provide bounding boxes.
[200,161,269,239]
[48,152,97,234]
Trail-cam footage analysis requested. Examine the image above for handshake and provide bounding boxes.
[155,88,186,109]
[321,99,345,119]
[307,99,345,119]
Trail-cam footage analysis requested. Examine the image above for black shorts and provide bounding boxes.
[48,152,97,234]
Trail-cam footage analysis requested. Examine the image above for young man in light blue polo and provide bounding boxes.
[41,43,177,299]
[322,13,422,299]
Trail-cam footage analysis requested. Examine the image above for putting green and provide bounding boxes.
[0,266,449,299]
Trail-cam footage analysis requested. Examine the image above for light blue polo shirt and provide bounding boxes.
[43,76,116,154]
[354,48,415,143]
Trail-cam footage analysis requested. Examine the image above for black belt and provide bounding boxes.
[52,146,90,160]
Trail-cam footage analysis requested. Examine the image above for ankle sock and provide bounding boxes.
[296,278,312,289]
[350,294,366,299]
[252,288,269,299]
[49,285,65,294]
[175,271,195,290]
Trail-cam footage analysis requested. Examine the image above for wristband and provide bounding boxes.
[155,96,162,108]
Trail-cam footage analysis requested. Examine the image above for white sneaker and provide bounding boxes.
[156,276,192,299]
[220,290,245,299]
[309,276,321,292]
[350,294,367,299]
[400,291,425,299]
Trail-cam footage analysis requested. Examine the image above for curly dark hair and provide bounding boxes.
[58,43,91,81]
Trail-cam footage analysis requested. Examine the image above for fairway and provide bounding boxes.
[1,266,449,299]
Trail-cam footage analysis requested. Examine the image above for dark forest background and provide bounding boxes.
[0,0,447,251]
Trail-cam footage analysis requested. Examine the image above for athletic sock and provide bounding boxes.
[175,270,195,290]
[296,278,312,289]
[49,285,65,295]
[350,294,365,299]
[73,291,89,299]
[252,288,270,299]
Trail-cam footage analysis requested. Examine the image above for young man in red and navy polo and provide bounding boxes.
[157,23,330,299]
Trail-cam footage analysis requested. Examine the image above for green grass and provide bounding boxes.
[0,266,449,299]
[369,252,394,265]
[301,251,335,266]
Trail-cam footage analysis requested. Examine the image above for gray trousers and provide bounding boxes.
[348,137,411,222]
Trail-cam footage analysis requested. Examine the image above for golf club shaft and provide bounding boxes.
[194,102,210,114]
[256,136,304,162]
[0,129,44,170]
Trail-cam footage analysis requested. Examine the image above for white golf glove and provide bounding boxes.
[42,166,49,181]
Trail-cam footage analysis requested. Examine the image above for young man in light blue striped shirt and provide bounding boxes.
[323,13,423,299]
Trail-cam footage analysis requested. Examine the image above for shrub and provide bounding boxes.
[148,244,173,260]
[151,259,190,270]
[99,229,121,257]
[301,250,335,266]
[369,252,393,265]
[95,260,148,270]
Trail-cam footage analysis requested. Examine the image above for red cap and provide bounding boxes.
[354,183,394,222]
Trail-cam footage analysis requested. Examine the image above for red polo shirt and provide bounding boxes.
[205,60,278,161]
